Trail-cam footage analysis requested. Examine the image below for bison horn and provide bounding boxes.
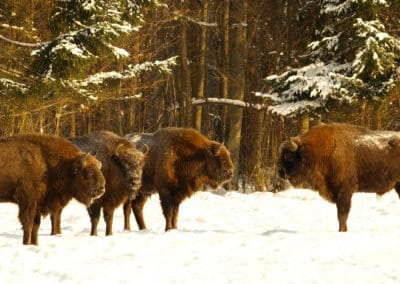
[215,142,223,156]
[289,137,301,151]
[115,143,124,155]
[209,141,223,156]
[141,143,149,155]
[282,137,301,152]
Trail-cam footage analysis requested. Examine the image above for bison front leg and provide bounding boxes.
[336,191,352,232]
[31,212,41,245]
[87,202,101,236]
[131,193,149,230]
[123,201,132,231]
[103,206,114,236]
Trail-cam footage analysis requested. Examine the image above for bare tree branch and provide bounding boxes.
[192,97,266,110]
[0,35,47,48]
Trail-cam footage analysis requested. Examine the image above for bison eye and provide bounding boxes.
[83,170,93,179]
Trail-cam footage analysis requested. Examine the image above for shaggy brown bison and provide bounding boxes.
[0,134,105,245]
[123,127,234,231]
[278,122,400,232]
[57,131,147,236]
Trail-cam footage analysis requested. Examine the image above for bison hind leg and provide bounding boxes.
[50,209,62,235]
[103,207,114,236]
[18,202,37,245]
[160,197,180,231]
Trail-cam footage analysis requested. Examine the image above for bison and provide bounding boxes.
[123,127,234,231]
[0,133,105,245]
[278,122,400,232]
[54,130,147,236]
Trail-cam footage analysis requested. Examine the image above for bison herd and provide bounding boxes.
[0,127,233,245]
[3,122,400,245]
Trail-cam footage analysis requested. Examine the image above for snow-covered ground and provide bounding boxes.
[1,188,400,283]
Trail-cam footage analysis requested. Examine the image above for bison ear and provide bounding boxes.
[111,154,122,166]
[208,141,223,157]
[112,144,124,163]
[72,157,83,175]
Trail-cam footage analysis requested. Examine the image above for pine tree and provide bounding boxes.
[257,0,400,118]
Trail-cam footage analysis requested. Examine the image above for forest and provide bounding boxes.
[1,0,400,191]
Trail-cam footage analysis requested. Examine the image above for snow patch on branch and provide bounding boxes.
[321,0,387,15]
[0,78,28,94]
[192,97,264,110]
[73,56,178,89]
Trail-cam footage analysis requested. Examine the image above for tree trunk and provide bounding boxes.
[242,8,266,192]
[226,0,247,190]
[299,112,309,135]
[220,0,230,139]
[179,0,192,127]
[70,112,76,137]
[194,0,209,131]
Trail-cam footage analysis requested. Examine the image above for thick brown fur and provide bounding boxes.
[0,134,105,245]
[64,131,147,236]
[278,122,400,232]
[123,127,233,231]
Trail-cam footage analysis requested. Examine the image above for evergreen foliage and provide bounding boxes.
[258,0,400,117]
[1,0,174,98]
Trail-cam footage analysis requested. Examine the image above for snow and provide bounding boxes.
[355,132,400,149]
[1,188,400,283]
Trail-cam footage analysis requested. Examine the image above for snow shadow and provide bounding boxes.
[262,229,298,236]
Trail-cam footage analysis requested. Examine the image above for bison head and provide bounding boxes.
[277,137,304,187]
[72,153,106,206]
[204,142,234,188]
[112,143,148,199]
